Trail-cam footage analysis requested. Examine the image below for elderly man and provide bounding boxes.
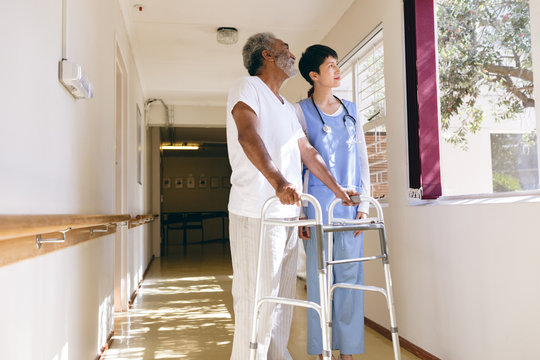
[227,32,356,360]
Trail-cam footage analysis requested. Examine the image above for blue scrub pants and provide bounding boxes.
[303,230,365,355]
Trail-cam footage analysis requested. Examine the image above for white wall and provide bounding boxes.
[0,0,154,358]
[284,0,540,358]
[162,157,231,213]
[0,237,115,359]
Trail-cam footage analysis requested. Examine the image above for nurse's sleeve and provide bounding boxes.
[356,113,371,214]
[294,102,309,215]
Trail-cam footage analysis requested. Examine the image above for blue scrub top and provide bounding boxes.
[298,98,362,223]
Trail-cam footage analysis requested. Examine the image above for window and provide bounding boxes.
[405,0,538,198]
[336,27,388,199]
[435,0,538,196]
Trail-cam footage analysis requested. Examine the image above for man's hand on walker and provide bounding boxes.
[354,211,368,237]
[275,182,301,206]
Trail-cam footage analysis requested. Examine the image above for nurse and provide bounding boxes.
[296,45,371,360]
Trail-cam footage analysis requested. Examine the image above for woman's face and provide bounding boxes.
[313,56,341,88]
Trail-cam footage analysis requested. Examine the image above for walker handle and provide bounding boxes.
[350,195,361,204]
[261,194,325,272]
[328,195,384,222]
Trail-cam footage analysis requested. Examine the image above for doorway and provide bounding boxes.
[114,44,128,311]
[157,127,231,256]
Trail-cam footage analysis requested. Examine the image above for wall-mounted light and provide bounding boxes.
[161,144,200,150]
[216,27,238,45]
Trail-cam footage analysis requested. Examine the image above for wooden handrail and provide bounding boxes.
[0,214,131,242]
[128,214,158,229]
[0,214,156,267]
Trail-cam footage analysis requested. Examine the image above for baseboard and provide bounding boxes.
[364,317,441,360]
[96,330,114,360]
[128,254,155,308]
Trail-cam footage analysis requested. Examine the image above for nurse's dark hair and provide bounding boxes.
[298,44,338,97]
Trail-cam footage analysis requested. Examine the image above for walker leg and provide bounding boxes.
[315,224,332,360]
[384,262,401,360]
[248,221,268,360]
[327,231,334,352]
[249,306,259,360]
[380,228,401,360]
[318,270,331,360]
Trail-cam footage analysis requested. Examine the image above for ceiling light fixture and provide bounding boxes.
[216,27,238,45]
[161,144,200,150]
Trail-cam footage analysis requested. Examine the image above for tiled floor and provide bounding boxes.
[103,242,419,360]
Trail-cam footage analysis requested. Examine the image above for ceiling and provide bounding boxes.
[119,0,355,107]
[159,127,226,144]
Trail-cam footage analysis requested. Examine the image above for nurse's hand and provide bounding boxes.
[298,217,311,239]
[275,182,301,206]
[334,187,359,206]
[354,211,368,237]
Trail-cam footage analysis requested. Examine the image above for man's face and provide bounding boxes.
[272,39,297,78]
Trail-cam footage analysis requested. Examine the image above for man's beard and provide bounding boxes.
[275,52,297,78]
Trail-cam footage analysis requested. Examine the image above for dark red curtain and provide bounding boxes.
[404,0,442,199]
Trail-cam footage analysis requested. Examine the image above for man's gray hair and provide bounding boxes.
[242,32,276,76]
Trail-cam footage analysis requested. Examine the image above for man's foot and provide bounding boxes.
[339,355,354,360]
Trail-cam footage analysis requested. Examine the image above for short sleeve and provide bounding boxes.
[286,102,306,141]
[294,103,308,135]
[351,102,371,214]
[227,77,260,117]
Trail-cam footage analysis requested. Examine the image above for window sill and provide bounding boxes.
[408,190,540,206]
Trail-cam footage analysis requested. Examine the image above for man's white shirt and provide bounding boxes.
[226,76,305,219]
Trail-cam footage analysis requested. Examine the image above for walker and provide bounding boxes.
[325,195,401,359]
[249,194,333,360]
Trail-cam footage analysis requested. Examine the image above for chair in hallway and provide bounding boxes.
[162,211,233,255]
[182,212,205,252]
[162,212,204,255]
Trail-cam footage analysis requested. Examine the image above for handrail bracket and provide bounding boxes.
[36,228,71,249]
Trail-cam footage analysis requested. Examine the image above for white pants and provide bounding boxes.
[229,213,298,360]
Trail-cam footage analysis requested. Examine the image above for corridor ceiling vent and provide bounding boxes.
[216,27,238,45]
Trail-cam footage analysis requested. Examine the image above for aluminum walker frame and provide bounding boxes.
[249,194,333,360]
[325,195,401,360]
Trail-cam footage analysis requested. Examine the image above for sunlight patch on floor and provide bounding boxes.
[103,244,418,360]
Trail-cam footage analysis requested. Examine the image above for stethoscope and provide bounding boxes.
[311,95,358,143]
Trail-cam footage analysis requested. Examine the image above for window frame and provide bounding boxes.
[338,25,389,200]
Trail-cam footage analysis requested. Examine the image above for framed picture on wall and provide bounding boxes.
[210,176,220,189]
[222,176,231,189]
[187,175,195,189]
[175,177,183,189]
[199,175,208,188]
[163,177,171,189]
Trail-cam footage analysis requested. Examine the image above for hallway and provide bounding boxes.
[103,242,420,360]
